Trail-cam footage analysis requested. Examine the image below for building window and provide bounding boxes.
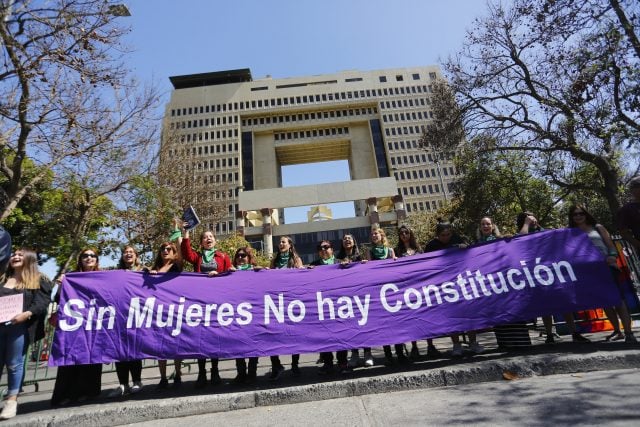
[396,75,403,81]
[379,76,387,83]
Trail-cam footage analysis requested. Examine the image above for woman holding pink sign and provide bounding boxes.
[0,248,52,419]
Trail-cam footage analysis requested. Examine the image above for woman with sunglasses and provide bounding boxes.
[147,242,185,389]
[0,248,52,419]
[181,228,233,388]
[395,225,428,361]
[108,245,145,398]
[231,247,261,384]
[51,248,103,406]
[310,240,348,375]
[269,236,304,381]
[568,205,636,343]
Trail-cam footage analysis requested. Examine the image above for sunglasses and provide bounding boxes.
[161,247,174,253]
[572,212,586,217]
[81,253,97,259]
[236,253,248,258]
[319,245,332,250]
[400,230,410,235]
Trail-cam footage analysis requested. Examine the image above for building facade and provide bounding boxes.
[161,66,459,258]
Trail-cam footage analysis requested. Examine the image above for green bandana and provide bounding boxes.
[169,228,182,242]
[237,264,253,271]
[371,245,388,260]
[275,252,290,269]
[322,256,335,265]
[202,248,215,263]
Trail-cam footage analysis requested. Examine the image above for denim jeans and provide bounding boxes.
[0,323,28,397]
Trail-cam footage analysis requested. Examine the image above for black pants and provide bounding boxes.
[271,354,299,368]
[115,360,142,385]
[197,358,219,375]
[236,357,258,377]
[383,344,405,357]
[320,350,348,365]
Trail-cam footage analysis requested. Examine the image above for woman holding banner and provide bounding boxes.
[231,246,261,384]
[367,226,409,367]
[0,248,52,419]
[148,242,185,389]
[181,228,233,388]
[424,221,485,356]
[269,236,304,380]
[395,225,425,360]
[568,205,637,343]
[51,248,103,407]
[108,246,145,397]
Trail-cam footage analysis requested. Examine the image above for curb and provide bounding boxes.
[8,348,640,426]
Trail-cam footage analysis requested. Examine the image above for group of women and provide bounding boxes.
[0,203,635,418]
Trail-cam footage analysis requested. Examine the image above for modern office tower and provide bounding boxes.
[161,67,459,260]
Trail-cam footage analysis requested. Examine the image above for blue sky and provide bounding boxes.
[41,0,490,275]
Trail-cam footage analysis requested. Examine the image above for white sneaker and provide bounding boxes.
[469,342,485,354]
[108,384,128,398]
[130,381,143,394]
[348,353,361,368]
[452,343,464,357]
[364,350,374,367]
[0,400,17,420]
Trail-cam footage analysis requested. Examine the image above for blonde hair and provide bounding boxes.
[371,226,390,247]
[5,248,41,290]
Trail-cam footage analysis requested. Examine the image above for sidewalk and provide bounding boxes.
[5,330,640,426]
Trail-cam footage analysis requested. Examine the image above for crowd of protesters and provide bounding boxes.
[0,177,639,419]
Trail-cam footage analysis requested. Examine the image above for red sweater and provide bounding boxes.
[181,238,232,273]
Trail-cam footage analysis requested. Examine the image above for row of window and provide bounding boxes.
[382,110,433,123]
[202,172,240,184]
[380,97,431,110]
[169,114,239,130]
[169,142,240,157]
[274,127,350,142]
[176,128,240,143]
[384,125,425,137]
[242,107,377,127]
[379,72,438,83]
[405,199,443,213]
[401,183,441,196]
[169,84,435,117]
[197,156,239,170]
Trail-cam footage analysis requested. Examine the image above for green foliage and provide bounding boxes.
[447,142,565,238]
[216,233,271,268]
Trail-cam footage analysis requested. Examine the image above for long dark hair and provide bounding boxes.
[336,234,361,260]
[271,236,301,268]
[396,225,420,255]
[568,204,597,228]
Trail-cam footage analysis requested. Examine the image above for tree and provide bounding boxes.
[425,0,640,225]
[157,127,232,236]
[0,0,160,220]
[448,143,566,237]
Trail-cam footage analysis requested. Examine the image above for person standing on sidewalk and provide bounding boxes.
[569,205,637,343]
[0,248,52,420]
[618,176,640,254]
[269,236,304,381]
[231,246,262,385]
[108,245,145,397]
[51,248,103,406]
[181,228,233,389]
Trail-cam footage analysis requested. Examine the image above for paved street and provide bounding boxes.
[126,368,640,427]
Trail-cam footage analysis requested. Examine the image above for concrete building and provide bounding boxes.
[161,67,459,261]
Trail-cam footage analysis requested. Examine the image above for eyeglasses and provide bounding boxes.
[161,247,173,253]
[236,253,248,258]
[572,212,586,217]
[81,253,97,259]
[319,245,332,250]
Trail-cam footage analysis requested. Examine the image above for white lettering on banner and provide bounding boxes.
[58,257,580,334]
[378,260,578,314]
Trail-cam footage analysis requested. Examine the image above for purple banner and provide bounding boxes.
[50,229,620,365]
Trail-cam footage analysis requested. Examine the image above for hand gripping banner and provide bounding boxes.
[50,229,621,365]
